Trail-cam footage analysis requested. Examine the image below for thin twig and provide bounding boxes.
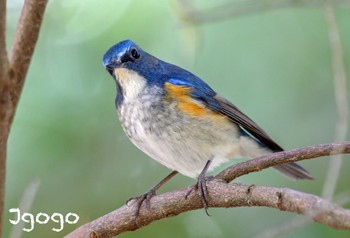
[216,142,350,183]
[322,0,348,201]
[177,0,350,24]
[9,179,40,238]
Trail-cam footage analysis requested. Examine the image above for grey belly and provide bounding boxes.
[118,102,240,178]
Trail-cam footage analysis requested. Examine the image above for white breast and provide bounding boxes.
[114,68,146,101]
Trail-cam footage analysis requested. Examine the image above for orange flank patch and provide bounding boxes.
[164,82,224,119]
[164,82,191,98]
[178,101,207,117]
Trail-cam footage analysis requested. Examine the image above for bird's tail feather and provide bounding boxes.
[273,162,313,180]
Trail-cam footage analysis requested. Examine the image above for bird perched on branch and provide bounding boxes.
[102,39,312,219]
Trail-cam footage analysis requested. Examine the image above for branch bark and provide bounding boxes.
[66,142,350,238]
[0,0,48,237]
[0,0,10,235]
[9,0,48,120]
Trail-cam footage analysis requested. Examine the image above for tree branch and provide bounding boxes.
[0,0,8,77]
[216,142,350,182]
[66,142,350,238]
[9,0,48,119]
[0,0,9,235]
[177,0,350,24]
[0,1,47,237]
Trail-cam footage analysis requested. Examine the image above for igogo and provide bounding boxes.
[9,208,79,232]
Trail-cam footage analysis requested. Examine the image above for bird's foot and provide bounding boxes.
[125,171,178,225]
[126,187,156,225]
[185,160,213,216]
[185,175,213,216]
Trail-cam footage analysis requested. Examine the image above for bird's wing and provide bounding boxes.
[213,95,283,152]
[165,78,283,152]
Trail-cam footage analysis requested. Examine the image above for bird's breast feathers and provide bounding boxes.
[114,68,147,101]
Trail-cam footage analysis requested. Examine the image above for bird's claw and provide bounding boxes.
[125,171,178,226]
[185,175,213,216]
[126,188,156,225]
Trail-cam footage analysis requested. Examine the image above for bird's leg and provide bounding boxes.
[185,160,212,216]
[126,170,178,224]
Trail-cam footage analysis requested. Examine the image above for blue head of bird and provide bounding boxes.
[103,40,213,106]
[103,40,170,105]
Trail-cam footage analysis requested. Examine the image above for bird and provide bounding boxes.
[102,39,312,219]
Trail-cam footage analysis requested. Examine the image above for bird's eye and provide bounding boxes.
[130,48,140,60]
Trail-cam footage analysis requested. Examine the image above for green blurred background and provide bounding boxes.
[4,0,350,237]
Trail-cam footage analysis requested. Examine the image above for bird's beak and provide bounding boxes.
[105,64,115,76]
[104,55,123,77]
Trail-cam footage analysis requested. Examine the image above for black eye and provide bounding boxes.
[130,48,140,60]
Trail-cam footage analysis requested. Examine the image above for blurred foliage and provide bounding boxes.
[4,0,350,237]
